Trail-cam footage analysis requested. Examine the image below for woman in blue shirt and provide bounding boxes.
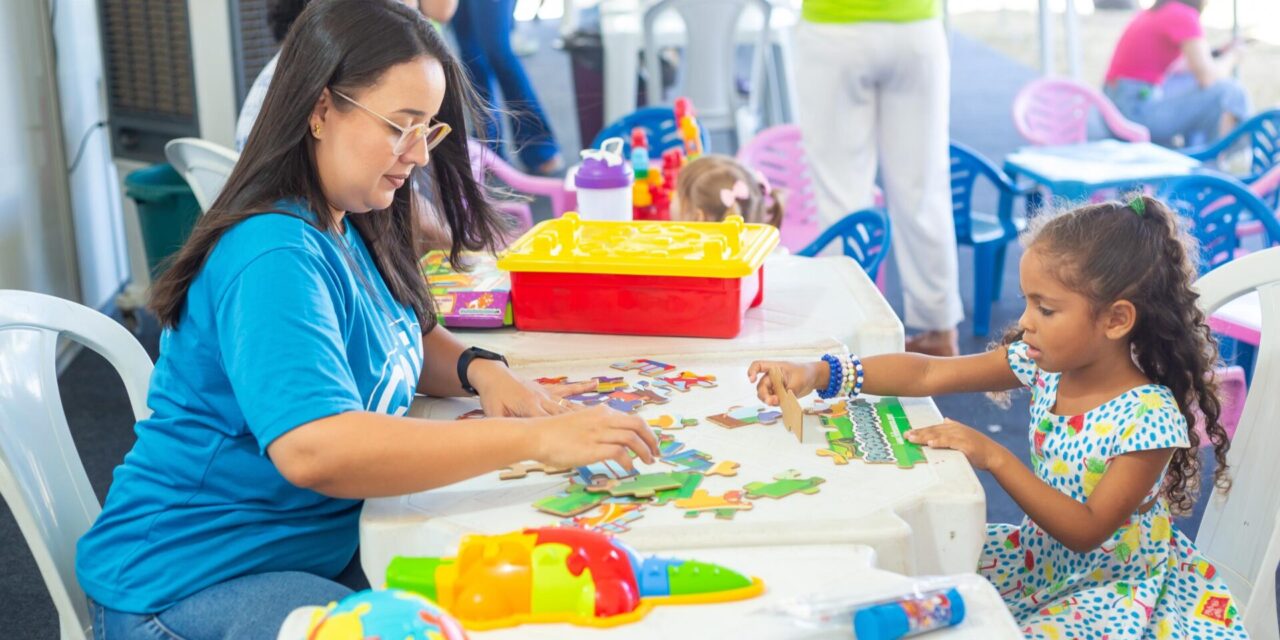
[76,2,657,638]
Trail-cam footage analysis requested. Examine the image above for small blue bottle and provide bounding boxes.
[852,587,966,640]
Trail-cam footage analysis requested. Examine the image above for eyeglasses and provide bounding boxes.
[331,89,451,155]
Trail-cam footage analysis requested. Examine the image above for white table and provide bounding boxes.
[451,254,904,365]
[598,0,798,124]
[461,545,1021,639]
[361,353,986,588]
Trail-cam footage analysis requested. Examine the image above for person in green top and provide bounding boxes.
[793,0,963,357]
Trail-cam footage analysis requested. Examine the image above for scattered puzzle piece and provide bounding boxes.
[674,489,751,513]
[650,472,702,506]
[703,460,740,477]
[575,460,637,489]
[660,449,715,472]
[499,461,573,480]
[743,471,826,500]
[534,376,569,386]
[656,371,717,392]
[806,398,848,418]
[533,484,606,517]
[589,472,687,499]
[707,406,783,429]
[561,502,644,533]
[816,448,849,465]
[611,358,677,377]
[684,508,746,520]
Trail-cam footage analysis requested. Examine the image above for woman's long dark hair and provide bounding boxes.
[150,0,504,329]
[1000,197,1230,515]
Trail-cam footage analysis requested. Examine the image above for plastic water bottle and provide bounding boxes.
[574,137,633,221]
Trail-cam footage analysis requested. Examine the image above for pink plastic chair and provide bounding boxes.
[736,125,884,255]
[1012,78,1150,146]
[468,140,577,233]
[1233,163,1280,241]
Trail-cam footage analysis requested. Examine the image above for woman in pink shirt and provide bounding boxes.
[1103,0,1250,147]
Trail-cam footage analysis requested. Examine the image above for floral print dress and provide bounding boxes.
[978,341,1249,639]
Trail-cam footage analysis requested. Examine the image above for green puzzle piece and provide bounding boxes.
[876,397,927,469]
[743,475,825,500]
[604,472,687,498]
[651,472,702,506]
[534,484,606,517]
[819,415,856,440]
[684,508,742,520]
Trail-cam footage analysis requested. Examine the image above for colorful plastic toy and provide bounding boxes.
[385,527,764,630]
[302,589,469,640]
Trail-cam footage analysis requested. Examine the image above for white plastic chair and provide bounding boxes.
[0,290,154,640]
[164,138,240,212]
[1193,247,1280,640]
[642,0,774,148]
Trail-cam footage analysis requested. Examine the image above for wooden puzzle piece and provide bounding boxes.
[592,472,686,499]
[769,367,804,442]
[703,460,740,477]
[647,414,687,430]
[655,370,717,392]
[611,358,677,377]
[660,449,714,472]
[743,472,825,500]
[561,502,644,533]
[707,406,783,429]
[806,398,848,418]
[650,472,702,506]
[575,460,637,489]
[499,461,573,480]
[590,376,629,392]
[816,448,849,465]
[533,484,607,517]
[674,489,751,512]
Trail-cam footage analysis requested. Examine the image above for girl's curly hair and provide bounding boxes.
[998,196,1230,515]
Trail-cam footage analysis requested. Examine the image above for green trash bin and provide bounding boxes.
[124,164,202,277]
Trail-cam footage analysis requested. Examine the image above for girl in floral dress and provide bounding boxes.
[750,196,1246,638]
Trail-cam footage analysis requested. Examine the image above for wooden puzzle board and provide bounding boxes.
[360,353,985,585]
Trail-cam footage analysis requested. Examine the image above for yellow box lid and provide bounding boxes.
[498,213,779,278]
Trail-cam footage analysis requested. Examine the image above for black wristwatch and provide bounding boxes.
[457,346,508,395]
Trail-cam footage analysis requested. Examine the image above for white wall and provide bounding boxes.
[0,0,81,300]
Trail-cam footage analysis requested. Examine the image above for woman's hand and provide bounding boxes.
[528,405,659,471]
[746,360,824,405]
[469,360,594,417]
[905,418,1011,472]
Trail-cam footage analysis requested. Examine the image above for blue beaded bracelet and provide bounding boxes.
[818,353,843,399]
[849,354,865,399]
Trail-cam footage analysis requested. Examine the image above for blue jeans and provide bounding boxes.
[452,0,560,169]
[1106,76,1252,147]
[89,554,368,639]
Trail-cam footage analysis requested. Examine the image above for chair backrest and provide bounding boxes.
[591,106,711,157]
[1192,247,1280,639]
[797,208,891,280]
[736,125,819,252]
[466,140,573,225]
[1158,172,1280,272]
[1012,78,1150,146]
[164,138,240,212]
[949,142,1019,244]
[1186,109,1280,196]
[0,290,154,640]
[642,0,771,142]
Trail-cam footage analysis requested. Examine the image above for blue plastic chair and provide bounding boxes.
[1184,109,1280,208]
[797,208,891,283]
[1158,172,1280,385]
[951,142,1025,337]
[590,106,711,157]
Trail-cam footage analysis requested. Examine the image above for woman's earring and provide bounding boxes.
[313,123,322,136]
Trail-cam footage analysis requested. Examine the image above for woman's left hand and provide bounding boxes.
[469,360,594,417]
[905,418,1010,472]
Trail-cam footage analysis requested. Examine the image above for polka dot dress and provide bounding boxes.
[978,342,1249,639]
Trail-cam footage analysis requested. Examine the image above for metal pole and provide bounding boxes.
[1065,0,1081,80]
[1039,0,1054,75]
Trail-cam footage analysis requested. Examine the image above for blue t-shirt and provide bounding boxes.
[76,200,423,613]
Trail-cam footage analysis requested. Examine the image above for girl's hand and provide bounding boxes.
[471,360,594,417]
[746,360,824,405]
[529,405,659,470]
[905,418,1011,471]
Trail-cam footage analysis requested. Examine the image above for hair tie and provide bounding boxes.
[719,180,750,209]
[1128,196,1146,217]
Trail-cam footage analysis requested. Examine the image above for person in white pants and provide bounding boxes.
[794,6,963,356]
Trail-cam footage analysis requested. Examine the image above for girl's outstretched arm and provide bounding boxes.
[909,420,1174,553]
[749,346,1022,405]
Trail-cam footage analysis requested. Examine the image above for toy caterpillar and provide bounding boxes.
[386,527,764,629]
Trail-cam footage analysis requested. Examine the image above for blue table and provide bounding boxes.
[1004,140,1202,204]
